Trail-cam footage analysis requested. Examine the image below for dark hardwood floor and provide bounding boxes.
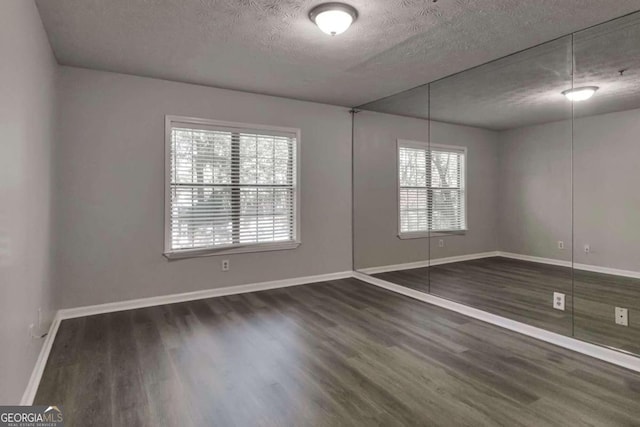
[574,269,640,354]
[36,278,640,426]
[373,256,640,354]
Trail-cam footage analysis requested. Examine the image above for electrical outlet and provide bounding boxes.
[221,259,230,272]
[438,239,444,248]
[29,324,35,339]
[584,244,590,254]
[615,307,628,326]
[553,292,565,311]
[558,241,564,250]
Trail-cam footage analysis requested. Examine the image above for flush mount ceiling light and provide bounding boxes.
[562,86,599,102]
[309,3,358,36]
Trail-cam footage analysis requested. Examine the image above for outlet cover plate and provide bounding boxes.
[615,307,629,326]
[553,292,565,311]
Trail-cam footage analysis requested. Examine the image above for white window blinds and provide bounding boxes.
[166,118,298,255]
[399,141,466,234]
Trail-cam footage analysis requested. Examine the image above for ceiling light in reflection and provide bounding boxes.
[562,86,599,101]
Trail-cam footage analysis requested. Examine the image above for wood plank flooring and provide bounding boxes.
[35,278,640,426]
[373,256,640,354]
[574,269,640,354]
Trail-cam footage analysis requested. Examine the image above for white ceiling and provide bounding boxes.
[361,12,640,130]
[35,0,640,107]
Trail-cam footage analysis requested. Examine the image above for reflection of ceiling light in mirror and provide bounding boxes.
[562,86,599,101]
[309,3,358,36]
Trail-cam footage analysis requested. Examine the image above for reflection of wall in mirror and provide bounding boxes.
[355,107,640,276]
[498,120,572,262]
[353,110,499,270]
[500,107,640,273]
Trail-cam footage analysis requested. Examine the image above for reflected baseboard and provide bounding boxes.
[358,250,640,280]
[358,251,499,275]
[497,252,571,268]
[498,252,640,279]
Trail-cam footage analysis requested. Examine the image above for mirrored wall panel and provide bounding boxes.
[428,36,573,335]
[572,13,640,354]
[353,11,640,358]
[353,85,431,292]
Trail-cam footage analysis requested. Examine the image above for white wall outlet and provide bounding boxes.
[438,239,444,248]
[615,307,629,326]
[558,241,564,250]
[553,292,565,311]
[221,259,230,272]
[584,244,590,254]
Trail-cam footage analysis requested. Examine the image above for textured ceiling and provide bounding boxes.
[35,0,640,107]
[361,12,640,130]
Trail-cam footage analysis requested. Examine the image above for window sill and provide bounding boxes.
[431,230,467,237]
[163,241,301,260]
[398,230,467,240]
[398,232,430,240]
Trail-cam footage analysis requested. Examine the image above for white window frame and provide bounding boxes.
[163,115,301,259]
[397,139,468,239]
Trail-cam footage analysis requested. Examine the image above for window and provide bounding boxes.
[398,140,466,237]
[164,116,300,258]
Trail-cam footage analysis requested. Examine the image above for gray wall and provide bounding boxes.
[0,0,57,404]
[353,111,429,268]
[497,107,640,272]
[54,67,353,308]
[354,110,499,269]
[572,108,640,271]
[497,120,573,261]
[429,121,499,260]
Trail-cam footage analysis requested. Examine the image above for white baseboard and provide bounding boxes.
[429,251,499,267]
[353,272,640,373]
[496,251,572,267]
[573,262,640,279]
[57,270,354,320]
[20,312,62,405]
[20,270,354,404]
[360,250,640,280]
[358,251,499,275]
[498,251,640,279]
[358,260,429,275]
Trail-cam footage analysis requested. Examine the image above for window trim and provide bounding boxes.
[163,115,301,259]
[396,139,468,240]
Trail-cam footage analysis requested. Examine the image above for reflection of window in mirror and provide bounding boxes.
[398,140,467,239]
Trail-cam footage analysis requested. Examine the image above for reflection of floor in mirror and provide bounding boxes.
[372,257,640,355]
[573,270,640,355]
